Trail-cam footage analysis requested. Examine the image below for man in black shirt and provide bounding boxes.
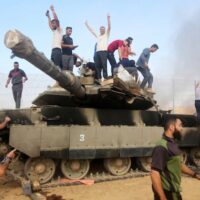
[5,62,28,108]
[61,27,78,72]
[151,118,200,200]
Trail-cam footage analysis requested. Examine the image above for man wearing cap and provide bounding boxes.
[107,37,133,76]
[5,62,28,108]
[137,44,159,93]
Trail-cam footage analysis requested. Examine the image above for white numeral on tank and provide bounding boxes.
[80,134,85,142]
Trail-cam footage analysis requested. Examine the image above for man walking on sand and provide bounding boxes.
[5,61,28,108]
[151,118,200,200]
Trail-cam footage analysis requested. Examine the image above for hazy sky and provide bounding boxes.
[1,0,199,77]
[1,0,200,111]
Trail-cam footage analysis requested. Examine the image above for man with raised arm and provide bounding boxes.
[85,14,111,82]
[46,5,63,69]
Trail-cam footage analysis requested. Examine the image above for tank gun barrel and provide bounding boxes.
[4,29,85,98]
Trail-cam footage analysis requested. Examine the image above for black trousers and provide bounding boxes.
[51,48,62,70]
[107,52,117,76]
[12,84,23,108]
[94,51,108,79]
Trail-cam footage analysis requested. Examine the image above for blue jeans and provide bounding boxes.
[137,66,153,88]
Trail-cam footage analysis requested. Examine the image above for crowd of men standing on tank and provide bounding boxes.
[46,5,159,93]
[4,5,159,109]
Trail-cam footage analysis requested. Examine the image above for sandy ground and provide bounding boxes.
[0,176,200,200]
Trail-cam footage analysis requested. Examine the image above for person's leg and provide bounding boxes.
[62,55,68,71]
[138,67,149,88]
[51,49,62,70]
[12,86,17,108]
[94,52,102,80]
[15,85,23,108]
[147,69,153,88]
[99,51,108,79]
[68,56,74,72]
[107,52,117,76]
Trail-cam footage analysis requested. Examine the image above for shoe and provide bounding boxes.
[146,88,156,94]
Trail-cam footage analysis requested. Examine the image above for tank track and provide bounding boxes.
[42,170,149,189]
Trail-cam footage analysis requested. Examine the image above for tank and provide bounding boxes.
[1,29,200,184]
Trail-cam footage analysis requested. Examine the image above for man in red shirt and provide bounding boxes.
[107,37,133,76]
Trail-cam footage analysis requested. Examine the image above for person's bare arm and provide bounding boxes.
[61,40,78,49]
[45,10,54,30]
[128,47,136,56]
[50,5,61,30]
[0,149,16,177]
[118,48,122,60]
[50,5,58,21]
[5,77,11,88]
[85,21,97,38]
[150,170,167,200]
[73,53,83,62]
[181,164,200,180]
[107,14,111,35]
[0,117,11,129]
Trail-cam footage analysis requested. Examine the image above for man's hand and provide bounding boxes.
[107,13,110,18]
[50,5,54,11]
[72,45,78,50]
[6,149,16,160]
[4,117,11,123]
[45,10,50,17]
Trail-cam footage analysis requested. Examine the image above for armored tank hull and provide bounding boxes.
[1,30,200,184]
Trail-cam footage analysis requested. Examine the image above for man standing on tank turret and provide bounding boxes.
[61,27,78,72]
[5,61,28,108]
[137,44,159,93]
[85,14,111,82]
[46,5,63,70]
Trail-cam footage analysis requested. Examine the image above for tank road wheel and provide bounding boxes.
[61,159,90,180]
[24,158,56,184]
[138,157,152,172]
[104,158,131,176]
[190,148,200,167]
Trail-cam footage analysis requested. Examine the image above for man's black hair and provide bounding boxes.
[14,61,19,64]
[127,37,133,41]
[164,118,177,131]
[151,44,159,49]
[66,26,72,30]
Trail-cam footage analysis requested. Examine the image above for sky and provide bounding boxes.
[1,0,200,111]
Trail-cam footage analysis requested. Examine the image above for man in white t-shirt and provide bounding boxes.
[195,81,200,122]
[85,14,111,81]
[46,5,63,69]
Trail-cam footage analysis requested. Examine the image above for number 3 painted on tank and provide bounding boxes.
[80,134,85,142]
